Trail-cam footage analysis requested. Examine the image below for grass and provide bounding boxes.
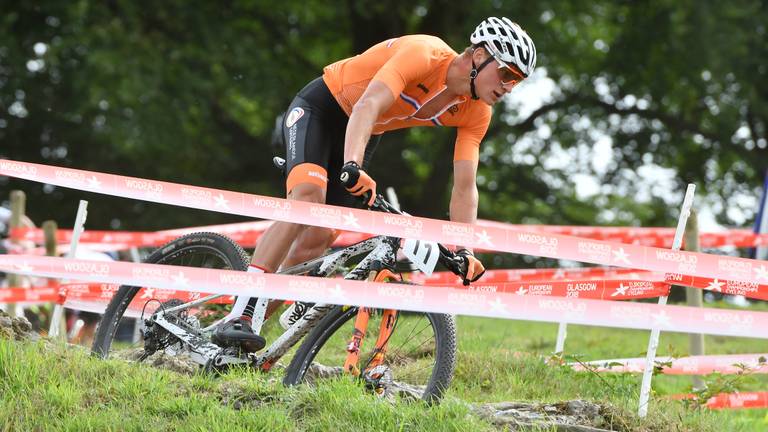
[0,340,489,431]
[2,302,767,431]
[453,313,768,431]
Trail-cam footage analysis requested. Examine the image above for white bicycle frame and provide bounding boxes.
[152,235,397,369]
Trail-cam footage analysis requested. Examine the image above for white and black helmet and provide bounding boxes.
[470,17,536,77]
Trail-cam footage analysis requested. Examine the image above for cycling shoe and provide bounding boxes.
[211,317,266,353]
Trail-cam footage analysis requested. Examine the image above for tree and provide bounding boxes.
[1,1,765,245]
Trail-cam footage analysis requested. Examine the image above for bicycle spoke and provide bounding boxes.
[394,325,435,358]
[353,315,438,384]
[385,318,432,359]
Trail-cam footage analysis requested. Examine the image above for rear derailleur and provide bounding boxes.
[138,299,249,371]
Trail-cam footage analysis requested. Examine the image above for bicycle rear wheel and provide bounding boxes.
[283,304,457,404]
[91,232,250,359]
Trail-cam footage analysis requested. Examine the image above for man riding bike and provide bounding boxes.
[212,17,537,352]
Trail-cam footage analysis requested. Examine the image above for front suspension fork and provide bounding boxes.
[343,269,399,376]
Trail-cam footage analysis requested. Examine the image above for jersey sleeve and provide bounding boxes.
[453,104,492,162]
[371,40,433,100]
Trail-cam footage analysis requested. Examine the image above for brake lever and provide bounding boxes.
[363,192,470,283]
[437,244,469,283]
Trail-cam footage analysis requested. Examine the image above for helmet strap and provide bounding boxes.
[469,50,496,100]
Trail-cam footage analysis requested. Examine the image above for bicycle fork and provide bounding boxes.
[343,269,399,384]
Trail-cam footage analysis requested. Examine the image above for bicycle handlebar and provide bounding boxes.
[363,192,469,283]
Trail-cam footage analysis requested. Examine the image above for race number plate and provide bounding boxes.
[402,238,440,276]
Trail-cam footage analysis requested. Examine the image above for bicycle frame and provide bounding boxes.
[149,192,463,377]
[152,233,402,373]
[253,234,401,371]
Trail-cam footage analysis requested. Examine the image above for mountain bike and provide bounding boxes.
[91,192,468,403]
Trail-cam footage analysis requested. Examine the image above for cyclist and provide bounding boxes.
[212,17,537,352]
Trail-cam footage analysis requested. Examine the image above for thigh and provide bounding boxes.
[283,95,332,191]
[282,88,349,195]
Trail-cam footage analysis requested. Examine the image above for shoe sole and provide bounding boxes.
[212,334,266,353]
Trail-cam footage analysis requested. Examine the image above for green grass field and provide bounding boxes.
[2,306,767,431]
[453,314,768,430]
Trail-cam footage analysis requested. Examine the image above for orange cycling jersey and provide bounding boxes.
[323,35,492,162]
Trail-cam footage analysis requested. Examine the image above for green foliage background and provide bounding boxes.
[2,1,766,242]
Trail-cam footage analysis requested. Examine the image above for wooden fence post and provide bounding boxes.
[43,220,57,257]
[7,190,26,317]
[683,209,705,390]
[42,220,65,338]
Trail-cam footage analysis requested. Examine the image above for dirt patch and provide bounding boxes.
[110,347,201,375]
[473,399,627,431]
[0,309,40,342]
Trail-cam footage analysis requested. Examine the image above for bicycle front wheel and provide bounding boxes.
[283,305,457,404]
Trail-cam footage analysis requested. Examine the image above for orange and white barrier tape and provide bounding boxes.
[10,222,768,250]
[671,392,768,410]
[419,267,768,301]
[1,159,767,286]
[420,278,669,301]
[414,266,651,285]
[9,222,372,251]
[0,286,61,304]
[480,220,768,249]
[1,275,668,307]
[572,353,768,375]
[665,272,768,301]
[1,254,768,340]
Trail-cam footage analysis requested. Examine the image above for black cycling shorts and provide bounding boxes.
[280,77,380,208]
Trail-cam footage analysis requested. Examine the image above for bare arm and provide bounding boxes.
[450,159,479,252]
[343,80,395,165]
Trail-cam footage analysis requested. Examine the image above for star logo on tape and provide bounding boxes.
[213,193,230,209]
[612,283,628,297]
[516,286,528,295]
[87,176,102,189]
[327,284,348,302]
[552,268,566,280]
[189,292,201,301]
[15,261,34,273]
[140,288,155,299]
[475,230,493,247]
[342,211,360,228]
[706,279,724,292]
[171,272,190,287]
[612,247,631,265]
[651,310,672,327]
[488,297,508,314]
[755,265,768,281]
